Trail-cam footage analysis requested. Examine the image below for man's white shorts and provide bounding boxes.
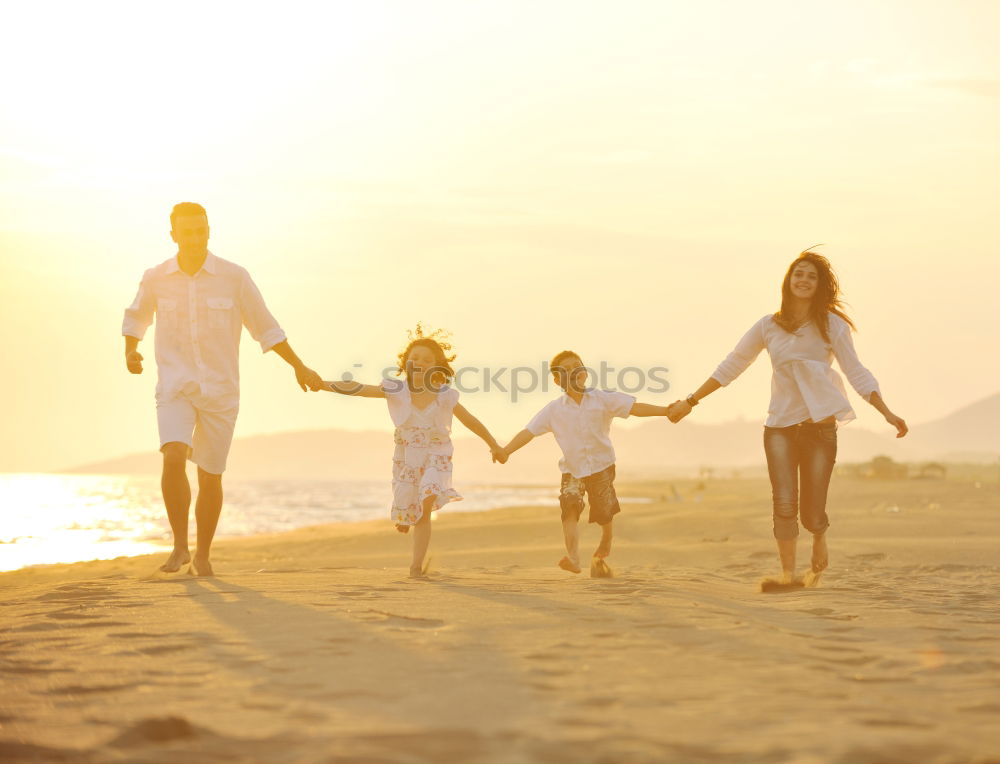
[156,392,239,475]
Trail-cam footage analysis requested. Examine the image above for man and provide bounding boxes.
[122,202,324,576]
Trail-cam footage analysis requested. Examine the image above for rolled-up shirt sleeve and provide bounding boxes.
[122,270,156,339]
[711,316,767,386]
[526,403,553,436]
[239,269,287,352]
[831,318,880,401]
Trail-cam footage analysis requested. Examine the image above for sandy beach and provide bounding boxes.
[2,476,998,763]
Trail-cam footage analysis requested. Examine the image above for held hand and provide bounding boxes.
[491,446,508,464]
[667,400,691,423]
[125,350,144,375]
[885,412,908,438]
[295,366,325,392]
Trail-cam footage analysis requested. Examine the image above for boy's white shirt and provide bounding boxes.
[526,388,635,479]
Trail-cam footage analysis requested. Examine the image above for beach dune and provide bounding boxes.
[1,477,998,763]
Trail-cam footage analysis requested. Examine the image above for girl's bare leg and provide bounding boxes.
[410,496,435,577]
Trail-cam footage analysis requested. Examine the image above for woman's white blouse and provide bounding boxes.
[711,313,880,427]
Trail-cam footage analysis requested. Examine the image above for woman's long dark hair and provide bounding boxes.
[774,249,856,343]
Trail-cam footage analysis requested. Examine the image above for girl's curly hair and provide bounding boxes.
[395,323,457,387]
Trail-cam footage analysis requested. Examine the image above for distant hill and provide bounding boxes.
[66,393,1000,480]
[897,392,1000,461]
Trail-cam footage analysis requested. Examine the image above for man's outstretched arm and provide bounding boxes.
[270,340,324,392]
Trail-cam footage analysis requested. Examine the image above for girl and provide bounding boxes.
[324,326,506,577]
[668,250,908,588]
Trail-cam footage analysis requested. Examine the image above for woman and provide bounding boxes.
[668,250,907,587]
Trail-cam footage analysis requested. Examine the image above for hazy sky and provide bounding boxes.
[2,1,998,472]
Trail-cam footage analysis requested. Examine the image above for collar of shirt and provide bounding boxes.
[164,251,218,276]
[560,387,596,406]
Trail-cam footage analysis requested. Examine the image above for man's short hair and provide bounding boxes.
[170,202,207,228]
[550,350,581,371]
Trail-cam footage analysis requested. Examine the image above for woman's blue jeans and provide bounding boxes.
[763,420,837,540]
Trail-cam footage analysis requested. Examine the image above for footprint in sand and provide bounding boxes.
[848,552,887,562]
[816,654,878,667]
[361,609,447,629]
[577,696,619,708]
[859,718,933,729]
[48,682,141,696]
[1,660,70,676]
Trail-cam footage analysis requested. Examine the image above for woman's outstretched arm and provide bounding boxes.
[667,377,722,422]
[867,391,908,437]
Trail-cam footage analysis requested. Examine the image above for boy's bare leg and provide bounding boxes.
[191,468,223,576]
[410,496,435,577]
[594,520,613,559]
[561,517,581,570]
[159,443,191,572]
[777,538,797,582]
[589,521,615,578]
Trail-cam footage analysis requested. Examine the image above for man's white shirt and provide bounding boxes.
[122,252,286,401]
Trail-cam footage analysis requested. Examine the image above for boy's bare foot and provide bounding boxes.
[558,556,582,574]
[396,524,410,534]
[189,557,214,577]
[159,548,191,573]
[590,556,614,578]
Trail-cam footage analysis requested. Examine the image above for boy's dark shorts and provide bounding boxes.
[559,464,621,525]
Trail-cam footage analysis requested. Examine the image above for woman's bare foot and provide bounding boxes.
[558,556,582,574]
[590,556,614,578]
[189,556,214,577]
[811,534,829,573]
[159,548,191,573]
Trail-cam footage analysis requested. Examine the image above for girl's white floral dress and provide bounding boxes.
[382,379,462,526]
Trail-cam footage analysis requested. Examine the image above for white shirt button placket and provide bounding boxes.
[189,276,207,391]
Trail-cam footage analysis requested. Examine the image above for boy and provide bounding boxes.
[499,350,672,577]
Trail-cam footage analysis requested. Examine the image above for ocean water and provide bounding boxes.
[0,474,564,572]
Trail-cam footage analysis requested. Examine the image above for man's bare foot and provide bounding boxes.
[396,524,410,534]
[590,556,613,578]
[811,534,829,573]
[409,566,428,579]
[189,557,214,577]
[558,556,582,574]
[594,538,612,560]
[159,548,191,573]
